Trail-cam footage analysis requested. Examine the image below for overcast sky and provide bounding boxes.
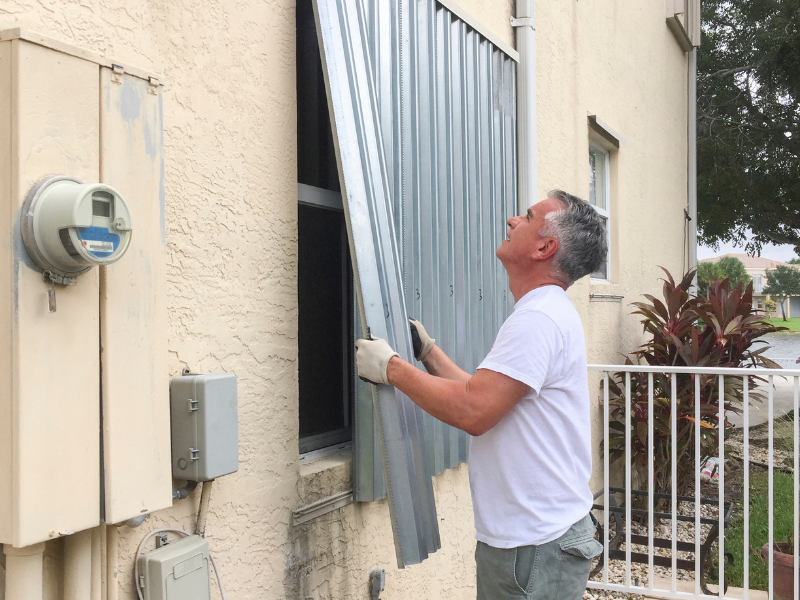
[698,232,798,263]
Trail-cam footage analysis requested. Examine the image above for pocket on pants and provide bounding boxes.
[559,536,603,560]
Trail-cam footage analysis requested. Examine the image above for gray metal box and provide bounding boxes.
[137,534,211,600]
[170,373,239,482]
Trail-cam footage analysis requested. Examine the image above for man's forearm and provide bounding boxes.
[386,357,480,433]
[420,345,471,382]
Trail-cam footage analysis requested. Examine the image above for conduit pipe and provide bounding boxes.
[64,529,92,600]
[688,47,698,274]
[91,526,103,600]
[513,0,537,214]
[3,542,45,600]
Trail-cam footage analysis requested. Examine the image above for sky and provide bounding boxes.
[698,233,799,263]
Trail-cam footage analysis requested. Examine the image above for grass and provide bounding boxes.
[721,470,796,590]
[765,317,800,332]
[714,418,798,591]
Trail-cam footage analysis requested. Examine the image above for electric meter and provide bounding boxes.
[21,175,133,283]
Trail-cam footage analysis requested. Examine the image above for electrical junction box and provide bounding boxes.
[170,373,239,482]
[137,534,211,600]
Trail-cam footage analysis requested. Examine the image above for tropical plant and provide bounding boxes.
[698,261,725,297]
[605,269,784,497]
[763,298,777,318]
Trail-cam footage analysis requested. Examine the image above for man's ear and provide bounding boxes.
[531,237,558,261]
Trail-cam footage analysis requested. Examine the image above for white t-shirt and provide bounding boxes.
[469,285,593,548]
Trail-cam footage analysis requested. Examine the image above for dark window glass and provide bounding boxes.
[297,205,353,443]
[297,0,340,192]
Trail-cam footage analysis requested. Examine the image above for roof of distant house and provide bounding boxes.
[700,252,797,270]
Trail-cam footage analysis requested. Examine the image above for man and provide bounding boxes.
[355,190,607,600]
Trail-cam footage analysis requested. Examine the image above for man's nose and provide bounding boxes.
[507,215,521,228]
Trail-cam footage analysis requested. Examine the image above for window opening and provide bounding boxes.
[589,143,611,281]
[297,0,353,454]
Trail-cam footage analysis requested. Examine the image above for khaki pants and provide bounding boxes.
[475,513,602,600]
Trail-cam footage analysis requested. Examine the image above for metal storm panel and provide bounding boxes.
[354,2,517,497]
[1,40,101,546]
[314,0,441,567]
[100,68,172,524]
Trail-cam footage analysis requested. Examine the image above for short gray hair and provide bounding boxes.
[539,189,608,286]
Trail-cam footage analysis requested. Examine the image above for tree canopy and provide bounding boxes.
[764,264,800,319]
[698,1,800,254]
[697,256,751,295]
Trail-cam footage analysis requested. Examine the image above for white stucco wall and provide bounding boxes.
[0,0,688,599]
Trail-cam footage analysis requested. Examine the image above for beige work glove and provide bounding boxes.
[355,336,399,385]
[408,318,435,360]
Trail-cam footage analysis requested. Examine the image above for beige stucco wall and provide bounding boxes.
[0,0,688,599]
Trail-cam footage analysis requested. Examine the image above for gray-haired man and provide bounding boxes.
[356,190,607,600]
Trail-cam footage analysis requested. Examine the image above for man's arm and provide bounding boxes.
[385,357,529,436]
[419,345,471,382]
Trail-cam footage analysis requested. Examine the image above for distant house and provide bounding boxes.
[701,253,800,316]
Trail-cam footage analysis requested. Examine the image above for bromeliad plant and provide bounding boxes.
[606,268,784,497]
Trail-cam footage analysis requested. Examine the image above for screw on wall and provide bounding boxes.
[368,569,385,600]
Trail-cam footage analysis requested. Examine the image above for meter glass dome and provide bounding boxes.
[22,176,133,281]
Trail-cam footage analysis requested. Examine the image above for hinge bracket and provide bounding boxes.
[190,448,200,461]
[111,64,124,84]
[510,16,535,29]
[189,398,199,412]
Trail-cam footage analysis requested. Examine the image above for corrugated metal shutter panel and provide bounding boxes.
[353,0,517,497]
[315,0,516,566]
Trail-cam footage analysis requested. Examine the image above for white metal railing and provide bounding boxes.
[587,364,799,600]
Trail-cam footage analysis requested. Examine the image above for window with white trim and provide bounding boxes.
[589,143,611,280]
[753,274,763,293]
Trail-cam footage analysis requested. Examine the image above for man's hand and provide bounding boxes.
[408,318,435,360]
[355,337,399,385]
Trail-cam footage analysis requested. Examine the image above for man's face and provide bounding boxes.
[496,198,561,267]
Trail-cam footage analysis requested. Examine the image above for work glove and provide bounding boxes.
[408,318,435,360]
[355,336,399,385]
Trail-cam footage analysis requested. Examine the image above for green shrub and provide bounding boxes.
[605,269,784,497]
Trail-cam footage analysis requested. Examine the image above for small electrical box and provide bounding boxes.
[170,373,239,482]
[21,175,133,282]
[137,534,211,600]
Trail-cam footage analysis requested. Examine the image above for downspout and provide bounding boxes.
[3,543,45,600]
[512,0,537,215]
[688,47,698,274]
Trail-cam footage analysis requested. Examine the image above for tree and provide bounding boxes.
[698,1,800,254]
[697,257,751,295]
[764,264,800,320]
[789,257,800,265]
[718,256,752,289]
[698,261,725,296]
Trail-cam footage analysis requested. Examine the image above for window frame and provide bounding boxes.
[297,183,354,456]
[588,142,611,282]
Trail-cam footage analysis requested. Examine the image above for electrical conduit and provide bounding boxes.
[64,529,92,600]
[3,543,45,600]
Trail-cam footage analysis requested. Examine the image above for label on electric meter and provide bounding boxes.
[77,227,121,258]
